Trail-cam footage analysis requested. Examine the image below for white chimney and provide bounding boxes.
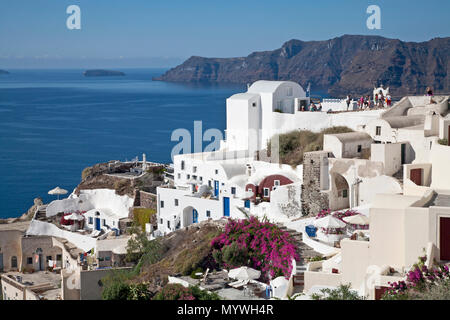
[142,153,147,171]
[246,164,252,176]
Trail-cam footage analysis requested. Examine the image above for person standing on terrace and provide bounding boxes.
[386,94,392,107]
[364,95,370,109]
[359,96,364,109]
[427,87,436,104]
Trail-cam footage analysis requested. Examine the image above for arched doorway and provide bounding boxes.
[95,211,101,231]
[182,206,198,228]
[331,173,350,210]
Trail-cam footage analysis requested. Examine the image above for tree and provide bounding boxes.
[311,284,366,300]
[101,272,131,300]
[127,283,152,300]
[152,284,220,300]
[126,222,162,264]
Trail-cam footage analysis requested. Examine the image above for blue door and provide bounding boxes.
[95,218,101,231]
[214,181,219,197]
[192,209,198,223]
[245,200,250,209]
[0,253,3,272]
[223,197,230,217]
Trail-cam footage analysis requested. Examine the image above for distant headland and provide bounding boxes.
[154,34,450,97]
[0,69,10,75]
[83,69,125,77]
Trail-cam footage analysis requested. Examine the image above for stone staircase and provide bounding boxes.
[34,205,48,221]
[276,223,319,294]
[393,166,404,189]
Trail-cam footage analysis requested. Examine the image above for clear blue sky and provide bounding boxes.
[0,0,449,68]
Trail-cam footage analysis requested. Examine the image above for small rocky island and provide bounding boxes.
[83,69,125,77]
[0,69,10,75]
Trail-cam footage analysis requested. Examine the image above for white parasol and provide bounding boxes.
[228,266,261,280]
[314,215,347,229]
[48,187,68,200]
[65,212,85,221]
[343,214,370,225]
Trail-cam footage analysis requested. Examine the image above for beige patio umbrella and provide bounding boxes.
[343,214,370,225]
[65,212,84,221]
[48,187,68,200]
[228,266,261,281]
[314,215,347,229]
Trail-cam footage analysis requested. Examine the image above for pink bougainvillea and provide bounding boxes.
[315,209,360,221]
[211,216,299,282]
[385,259,450,298]
[316,209,331,219]
[333,209,359,221]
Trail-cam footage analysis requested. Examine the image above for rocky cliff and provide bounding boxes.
[154,35,450,96]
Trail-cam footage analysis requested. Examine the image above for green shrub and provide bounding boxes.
[152,284,220,300]
[174,243,210,276]
[126,223,163,265]
[152,284,193,300]
[127,283,152,300]
[81,167,93,180]
[408,278,450,300]
[438,138,448,146]
[133,208,156,232]
[113,179,129,191]
[101,268,152,300]
[147,165,165,175]
[221,242,249,267]
[308,255,325,262]
[173,230,220,276]
[267,126,354,167]
[101,269,133,300]
[311,284,365,300]
[189,285,221,300]
[190,267,204,279]
[101,281,131,300]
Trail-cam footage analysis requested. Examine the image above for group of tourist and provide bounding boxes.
[299,102,322,112]
[346,91,392,111]
[309,102,322,111]
[374,91,392,108]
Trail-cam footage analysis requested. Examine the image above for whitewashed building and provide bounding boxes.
[156,150,302,235]
[156,80,405,235]
[303,95,450,299]
[221,80,384,154]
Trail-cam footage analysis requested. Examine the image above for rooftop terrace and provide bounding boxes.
[1,271,62,300]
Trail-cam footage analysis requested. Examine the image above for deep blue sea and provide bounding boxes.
[0,69,245,218]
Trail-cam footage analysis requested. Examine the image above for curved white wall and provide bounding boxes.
[46,189,133,219]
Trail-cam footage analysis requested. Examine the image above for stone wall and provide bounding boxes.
[301,151,331,216]
[81,161,135,181]
[79,267,131,300]
[273,183,302,219]
[0,230,23,272]
[136,190,157,209]
[21,236,62,272]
